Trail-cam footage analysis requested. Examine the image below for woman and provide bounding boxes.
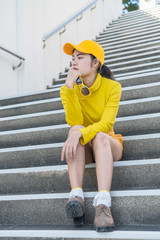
[60,40,123,232]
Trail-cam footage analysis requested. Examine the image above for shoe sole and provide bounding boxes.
[66,200,85,227]
[96,226,114,232]
[66,200,84,218]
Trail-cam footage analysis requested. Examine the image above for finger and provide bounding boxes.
[61,145,66,161]
[65,145,70,162]
[73,144,77,159]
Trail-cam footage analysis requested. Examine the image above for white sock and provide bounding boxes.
[69,187,84,201]
[93,191,111,208]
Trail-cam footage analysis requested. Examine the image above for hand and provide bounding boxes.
[65,69,81,89]
[61,130,82,163]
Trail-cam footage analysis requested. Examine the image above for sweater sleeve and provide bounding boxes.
[78,82,122,145]
[60,85,83,126]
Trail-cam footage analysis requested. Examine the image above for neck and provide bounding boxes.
[82,72,97,88]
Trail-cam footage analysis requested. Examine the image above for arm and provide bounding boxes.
[60,69,84,126]
[78,82,122,145]
[60,85,84,126]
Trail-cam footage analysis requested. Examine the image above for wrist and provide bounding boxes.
[77,130,83,138]
[65,82,74,89]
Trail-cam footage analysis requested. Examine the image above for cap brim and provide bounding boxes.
[63,42,91,55]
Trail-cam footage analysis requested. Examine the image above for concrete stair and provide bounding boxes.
[0,6,160,240]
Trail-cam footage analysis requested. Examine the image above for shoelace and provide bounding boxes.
[96,205,111,217]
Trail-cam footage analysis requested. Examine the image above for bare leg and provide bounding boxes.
[67,125,94,189]
[92,132,122,191]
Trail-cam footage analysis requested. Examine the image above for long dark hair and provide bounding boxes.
[90,54,116,81]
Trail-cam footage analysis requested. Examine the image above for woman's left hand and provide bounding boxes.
[61,130,82,163]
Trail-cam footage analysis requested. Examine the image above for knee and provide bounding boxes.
[68,125,84,136]
[92,132,111,149]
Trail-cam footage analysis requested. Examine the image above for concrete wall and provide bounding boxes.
[0,0,44,98]
[43,0,123,87]
[139,0,156,9]
[0,0,122,98]
[0,0,18,97]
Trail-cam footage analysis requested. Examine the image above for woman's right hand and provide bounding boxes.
[65,69,81,89]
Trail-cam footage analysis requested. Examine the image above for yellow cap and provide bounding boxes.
[63,40,104,65]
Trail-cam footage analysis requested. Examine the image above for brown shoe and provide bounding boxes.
[94,204,115,232]
[65,196,85,227]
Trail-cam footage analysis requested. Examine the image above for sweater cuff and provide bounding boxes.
[62,85,76,94]
[78,128,88,145]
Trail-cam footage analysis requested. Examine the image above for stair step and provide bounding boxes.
[0,159,159,195]
[113,12,159,23]
[0,94,160,118]
[0,109,160,148]
[112,61,160,75]
[103,40,160,55]
[112,12,151,24]
[98,32,160,48]
[4,71,160,106]
[1,79,160,109]
[106,18,158,31]
[0,88,60,107]
[110,56,160,69]
[0,229,160,240]
[97,29,160,45]
[117,72,160,87]
[64,61,160,76]
[0,98,63,117]
[113,68,160,78]
[119,96,160,117]
[53,72,160,88]
[0,103,159,134]
[107,50,160,64]
[106,45,160,60]
[0,124,69,148]
[0,133,159,169]
[59,61,160,79]
[65,55,160,72]
[0,110,65,131]
[96,24,160,40]
[102,22,160,36]
[115,112,160,135]
[102,36,160,51]
[0,190,159,226]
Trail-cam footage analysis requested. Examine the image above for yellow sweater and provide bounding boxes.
[60,73,123,149]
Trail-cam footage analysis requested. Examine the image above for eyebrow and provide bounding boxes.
[72,53,86,58]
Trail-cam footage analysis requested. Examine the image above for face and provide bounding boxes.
[72,49,97,77]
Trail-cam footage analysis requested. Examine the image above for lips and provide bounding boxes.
[73,68,78,70]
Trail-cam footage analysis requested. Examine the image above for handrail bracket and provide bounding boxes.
[12,58,24,70]
[76,14,83,22]
[91,4,96,11]
[59,26,66,35]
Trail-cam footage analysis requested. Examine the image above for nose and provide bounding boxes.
[72,59,78,67]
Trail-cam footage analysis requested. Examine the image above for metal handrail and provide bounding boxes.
[0,46,25,70]
[43,0,99,46]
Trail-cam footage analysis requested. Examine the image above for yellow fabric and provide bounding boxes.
[72,187,83,190]
[63,40,104,65]
[99,190,110,193]
[60,73,123,150]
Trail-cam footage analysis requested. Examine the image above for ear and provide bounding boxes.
[93,58,100,68]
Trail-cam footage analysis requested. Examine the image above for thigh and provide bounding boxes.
[107,134,123,161]
[91,132,122,162]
